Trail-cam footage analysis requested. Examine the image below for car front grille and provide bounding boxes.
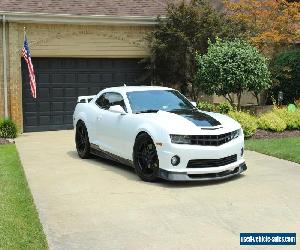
[190,130,239,146]
[187,154,237,168]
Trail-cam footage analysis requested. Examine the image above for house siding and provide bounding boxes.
[0,22,152,131]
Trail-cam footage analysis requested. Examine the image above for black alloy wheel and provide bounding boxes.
[75,121,91,159]
[134,133,159,182]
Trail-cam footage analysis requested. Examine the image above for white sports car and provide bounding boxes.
[73,86,247,182]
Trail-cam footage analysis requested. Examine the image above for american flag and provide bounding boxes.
[22,33,37,98]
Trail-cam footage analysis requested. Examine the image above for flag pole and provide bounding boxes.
[23,26,26,40]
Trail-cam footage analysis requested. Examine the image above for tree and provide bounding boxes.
[270,48,300,104]
[195,39,271,110]
[148,0,247,99]
[224,0,300,57]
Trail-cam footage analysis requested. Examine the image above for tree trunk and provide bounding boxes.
[237,92,242,111]
[223,94,234,107]
[251,92,260,105]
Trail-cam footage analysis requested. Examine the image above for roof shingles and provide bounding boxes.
[0,0,168,17]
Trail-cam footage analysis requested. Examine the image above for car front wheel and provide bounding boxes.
[133,133,159,182]
[75,121,91,159]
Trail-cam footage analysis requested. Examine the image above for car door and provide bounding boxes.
[94,92,129,157]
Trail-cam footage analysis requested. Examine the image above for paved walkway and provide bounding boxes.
[16,130,300,250]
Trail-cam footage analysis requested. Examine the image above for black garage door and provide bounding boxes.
[22,58,148,132]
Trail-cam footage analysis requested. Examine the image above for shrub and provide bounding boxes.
[258,112,287,132]
[0,119,18,138]
[217,101,234,114]
[272,108,300,129]
[197,101,215,112]
[227,111,257,138]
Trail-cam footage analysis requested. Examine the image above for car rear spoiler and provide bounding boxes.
[77,95,96,103]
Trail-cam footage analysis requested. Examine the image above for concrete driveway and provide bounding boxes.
[16,130,300,250]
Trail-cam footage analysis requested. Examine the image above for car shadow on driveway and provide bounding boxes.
[67,150,246,188]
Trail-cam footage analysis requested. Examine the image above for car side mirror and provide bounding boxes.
[191,101,197,107]
[109,105,126,115]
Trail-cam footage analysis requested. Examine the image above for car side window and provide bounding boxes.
[96,92,127,112]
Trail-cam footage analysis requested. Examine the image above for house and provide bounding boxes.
[0,0,168,132]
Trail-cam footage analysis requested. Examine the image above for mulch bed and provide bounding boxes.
[252,129,300,139]
[0,138,14,145]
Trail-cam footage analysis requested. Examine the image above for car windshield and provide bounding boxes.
[126,90,195,114]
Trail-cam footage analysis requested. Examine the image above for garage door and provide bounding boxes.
[22,58,148,132]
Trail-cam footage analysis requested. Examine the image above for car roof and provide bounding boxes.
[102,85,174,94]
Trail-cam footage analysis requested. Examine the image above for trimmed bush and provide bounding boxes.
[258,112,287,132]
[227,111,257,138]
[217,101,233,114]
[0,119,18,138]
[272,108,300,129]
[197,101,215,112]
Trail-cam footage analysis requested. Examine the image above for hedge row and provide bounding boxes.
[197,101,300,138]
[228,108,300,138]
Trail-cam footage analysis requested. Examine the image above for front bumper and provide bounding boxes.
[158,162,247,181]
[156,134,246,181]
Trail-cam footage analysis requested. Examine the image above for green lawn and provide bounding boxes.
[245,137,300,164]
[0,144,48,249]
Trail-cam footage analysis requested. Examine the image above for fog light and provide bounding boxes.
[171,155,180,166]
[241,147,244,156]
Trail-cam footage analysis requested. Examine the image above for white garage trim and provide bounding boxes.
[2,15,8,118]
[0,12,164,26]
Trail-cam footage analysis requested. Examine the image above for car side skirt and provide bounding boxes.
[90,143,134,167]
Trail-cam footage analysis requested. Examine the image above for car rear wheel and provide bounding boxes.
[75,121,91,159]
[133,133,159,182]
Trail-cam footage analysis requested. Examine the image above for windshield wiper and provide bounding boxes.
[135,109,159,114]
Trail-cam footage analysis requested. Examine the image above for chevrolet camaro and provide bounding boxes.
[73,86,247,182]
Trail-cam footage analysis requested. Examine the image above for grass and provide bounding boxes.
[0,144,48,249]
[245,137,300,164]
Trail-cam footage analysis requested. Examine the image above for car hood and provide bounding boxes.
[139,109,241,134]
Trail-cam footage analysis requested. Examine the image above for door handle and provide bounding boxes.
[97,115,102,121]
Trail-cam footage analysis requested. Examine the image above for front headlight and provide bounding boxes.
[231,129,241,139]
[170,134,192,144]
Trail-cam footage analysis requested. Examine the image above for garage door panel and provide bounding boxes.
[25,103,37,112]
[52,74,65,83]
[78,74,89,83]
[65,88,76,97]
[77,88,88,96]
[52,102,64,111]
[39,88,51,98]
[102,73,113,83]
[22,58,148,132]
[39,116,51,125]
[52,88,64,98]
[39,102,51,112]
[64,102,75,111]
[38,73,51,83]
[65,74,76,83]
[90,74,101,83]
[25,116,38,126]
[90,87,102,94]
[52,115,64,125]
[64,115,73,124]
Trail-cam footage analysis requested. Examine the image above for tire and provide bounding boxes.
[133,133,159,182]
[75,121,91,159]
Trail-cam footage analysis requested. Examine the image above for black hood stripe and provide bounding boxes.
[170,109,221,127]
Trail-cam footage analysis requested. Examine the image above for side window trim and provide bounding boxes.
[95,92,127,112]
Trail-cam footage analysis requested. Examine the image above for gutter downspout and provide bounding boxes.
[2,15,8,118]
